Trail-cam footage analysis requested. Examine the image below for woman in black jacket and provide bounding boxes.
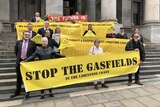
[25,37,65,101]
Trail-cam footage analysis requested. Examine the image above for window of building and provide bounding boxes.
[63,0,77,16]
[18,0,42,21]
[116,0,122,24]
[132,1,143,25]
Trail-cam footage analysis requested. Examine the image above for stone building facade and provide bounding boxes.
[0,0,159,43]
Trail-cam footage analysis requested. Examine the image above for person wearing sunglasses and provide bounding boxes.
[125,33,145,86]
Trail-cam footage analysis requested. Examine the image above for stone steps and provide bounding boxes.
[145,57,160,61]
[145,49,160,52]
[0,74,158,102]
[140,65,160,70]
[0,32,16,41]
[0,63,15,68]
[0,78,16,86]
[0,67,15,73]
[0,58,16,63]
[145,55,160,58]
[0,68,158,90]
[0,51,15,56]
[143,61,160,65]
[0,73,16,79]
[0,74,157,94]
[0,55,16,58]
[145,52,160,54]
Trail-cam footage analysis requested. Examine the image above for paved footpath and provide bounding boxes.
[1,75,160,107]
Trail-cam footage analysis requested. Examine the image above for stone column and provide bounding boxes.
[77,0,82,14]
[10,0,18,21]
[122,0,132,28]
[140,0,160,43]
[85,0,96,21]
[46,0,63,16]
[101,0,117,20]
[0,0,10,22]
[144,0,160,24]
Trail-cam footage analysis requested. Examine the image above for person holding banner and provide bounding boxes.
[31,12,42,22]
[10,30,36,99]
[25,37,65,100]
[131,28,144,43]
[131,28,146,47]
[52,26,61,52]
[38,21,53,38]
[44,30,59,50]
[106,27,117,38]
[89,39,109,90]
[83,24,96,36]
[125,33,145,86]
[27,23,37,39]
[116,27,128,39]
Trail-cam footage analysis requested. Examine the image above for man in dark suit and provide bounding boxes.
[125,33,145,86]
[44,30,59,49]
[37,21,53,38]
[31,12,41,22]
[27,23,37,39]
[10,30,36,98]
[116,27,128,39]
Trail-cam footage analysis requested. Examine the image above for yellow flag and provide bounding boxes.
[84,30,96,37]
[106,27,115,34]
[58,38,74,49]
[31,34,42,44]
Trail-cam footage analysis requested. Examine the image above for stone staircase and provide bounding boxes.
[0,32,160,101]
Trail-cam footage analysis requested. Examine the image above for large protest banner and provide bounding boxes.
[79,22,115,37]
[51,15,88,22]
[15,22,115,40]
[15,22,82,40]
[60,35,130,56]
[20,51,140,92]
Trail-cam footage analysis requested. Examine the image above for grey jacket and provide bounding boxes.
[25,46,65,61]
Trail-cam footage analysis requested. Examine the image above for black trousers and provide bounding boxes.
[41,89,52,94]
[128,67,140,82]
[15,59,23,95]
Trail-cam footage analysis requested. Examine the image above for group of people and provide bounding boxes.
[88,32,145,90]
[20,11,79,23]
[11,20,64,101]
[11,12,145,101]
[83,24,145,45]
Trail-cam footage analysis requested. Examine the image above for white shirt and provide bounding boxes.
[52,33,61,52]
[29,30,32,39]
[44,27,49,30]
[36,17,41,22]
[89,46,103,55]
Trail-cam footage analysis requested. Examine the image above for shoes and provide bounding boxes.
[49,93,54,98]
[94,84,99,90]
[24,93,29,100]
[101,83,109,88]
[135,81,143,85]
[40,94,44,101]
[127,81,132,86]
[10,93,20,98]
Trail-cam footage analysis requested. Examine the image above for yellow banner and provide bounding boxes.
[60,35,130,56]
[79,22,115,37]
[20,52,140,92]
[15,22,115,40]
[15,22,82,40]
